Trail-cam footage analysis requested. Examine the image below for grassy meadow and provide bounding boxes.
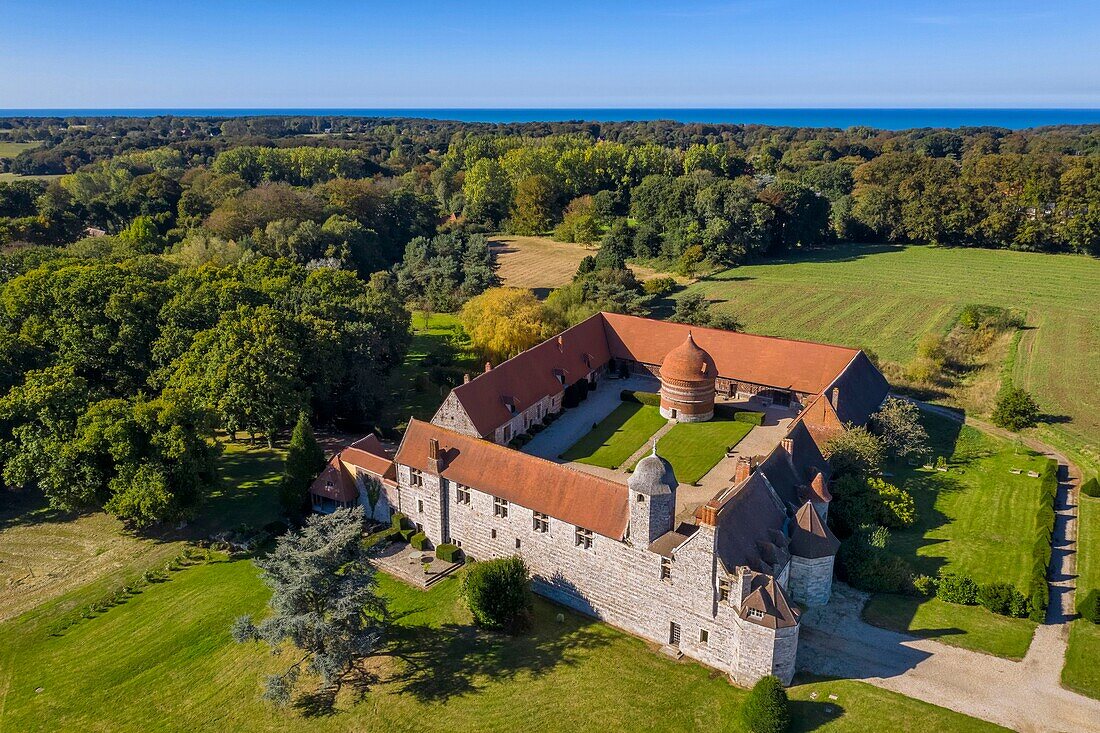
[1064,493,1100,698]
[560,402,667,468]
[859,413,1047,658]
[0,141,41,158]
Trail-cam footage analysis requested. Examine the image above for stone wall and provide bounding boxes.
[431,392,480,437]
[788,554,834,607]
[394,463,799,685]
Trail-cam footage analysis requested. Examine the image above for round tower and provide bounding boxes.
[628,445,678,545]
[659,332,716,422]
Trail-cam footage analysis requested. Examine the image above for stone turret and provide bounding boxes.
[628,444,677,546]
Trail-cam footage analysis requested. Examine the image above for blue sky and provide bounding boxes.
[2,0,1098,108]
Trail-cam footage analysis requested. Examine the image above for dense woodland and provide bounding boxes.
[1,115,1099,527]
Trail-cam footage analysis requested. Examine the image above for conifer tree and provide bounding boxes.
[281,411,325,515]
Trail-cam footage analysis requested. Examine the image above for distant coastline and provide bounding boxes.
[3,108,1100,130]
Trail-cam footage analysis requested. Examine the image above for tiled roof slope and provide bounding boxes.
[340,434,398,484]
[600,312,860,395]
[443,315,611,436]
[741,575,800,629]
[396,420,630,540]
[310,456,359,503]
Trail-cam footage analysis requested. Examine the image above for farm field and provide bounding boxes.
[0,542,1007,733]
[491,235,668,295]
[0,172,61,182]
[560,402,667,468]
[642,415,754,485]
[1064,493,1100,698]
[859,413,1046,657]
[682,244,1100,474]
[0,141,41,158]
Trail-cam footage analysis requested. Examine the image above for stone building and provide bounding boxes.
[318,313,887,686]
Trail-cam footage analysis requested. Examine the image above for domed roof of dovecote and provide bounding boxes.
[629,446,678,496]
[659,332,715,383]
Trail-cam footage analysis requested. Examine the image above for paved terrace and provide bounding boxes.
[521,377,795,521]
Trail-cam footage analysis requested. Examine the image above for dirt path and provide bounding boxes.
[799,584,1100,732]
[799,396,1089,732]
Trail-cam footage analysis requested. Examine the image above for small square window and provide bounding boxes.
[574,526,593,550]
[494,497,509,518]
[747,608,764,619]
[533,511,549,533]
[515,537,521,549]
[660,557,671,581]
[699,629,709,644]
[636,493,646,502]
[718,578,731,602]
[417,499,424,514]
[409,468,423,487]
[455,485,470,505]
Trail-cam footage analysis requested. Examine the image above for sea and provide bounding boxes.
[2,109,1100,131]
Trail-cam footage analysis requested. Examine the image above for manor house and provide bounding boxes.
[310,312,889,685]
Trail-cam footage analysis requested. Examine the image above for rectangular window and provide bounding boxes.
[699,629,709,644]
[532,511,549,533]
[660,557,671,581]
[491,529,497,540]
[718,578,731,602]
[417,499,424,514]
[502,426,511,443]
[574,526,594,550]
[515,537,521,550]
[455,485,470,505]
[409,468,423,487]
[494,497,509,518]
[747,608,764,619]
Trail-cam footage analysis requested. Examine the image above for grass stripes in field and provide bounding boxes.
[560,402,666,468]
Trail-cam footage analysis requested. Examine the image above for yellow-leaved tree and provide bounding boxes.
[459,287,555,363]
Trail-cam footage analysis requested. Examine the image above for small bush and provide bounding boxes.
[409,531,428,550]
[1077,589,1100,624]
[462,555,532,632]
[643,276,677,296]
[399,528,416,542]
[620,389,661,407]
[740,675,790,733]
[435,543,462,562]
[391,512,408,530]
[936,572,979,605]
[978,582,1030,618]
[912,574,938,597]
[1082,476,1100,498]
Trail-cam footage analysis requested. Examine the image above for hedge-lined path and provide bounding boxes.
[799,584,1100,732]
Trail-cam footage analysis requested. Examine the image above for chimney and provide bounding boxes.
[427,438,442,473]
[831,386,840,409]
[734,456,752,484]
[463,373,470,384]
[737,566,754,607]
[780,437,793,455]
[484,361,492,373]
[696,502,719,527]
[557,335,564,351]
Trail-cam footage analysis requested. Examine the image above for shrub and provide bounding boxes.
[873,479,918,528]
[936,572,979,605]
[1028,575,1048,622]
[409,531,428,550]
[643,276,677,296]
[399,528,416,542]
[836,527,912,593]
[734,410,766,426]
[1077,589,1100,624]
[620,389,661,407]
[824,427,884,478]
[740,675,790,733]
[978,582,1030,618]
[435,543,462,563]
[991,383,1040,431]
[1082,476,1100,498]
[391,512,408,530]
[912,574,938,597]
[462,556,532,632]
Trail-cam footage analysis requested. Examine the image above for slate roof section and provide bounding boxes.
[789,502,841,559]
[395,419,630,540]
[824,351,891,427]
[755,421,831,510]
[708,472,789,573]
[649,527,696,558]
[630,452,678,496]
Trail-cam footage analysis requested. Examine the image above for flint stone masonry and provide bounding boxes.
[788,554,835,607]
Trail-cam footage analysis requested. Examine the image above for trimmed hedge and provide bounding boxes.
[409,531,428,550]
[1078,589,1100,624]
[399,528,416,542]
[1028,458,1060,621]
[391,512,408,531]
[1082,476,1100,498]
[734,410,766,426]
[435,543,462,562]
[620,389,661,407]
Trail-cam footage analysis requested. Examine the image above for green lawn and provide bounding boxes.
[0,141,42,158]
[560,402,666,468]
[641,415,754,484]
[860,413,1044,657]
[683,243,1100,476]
[0,550,1007,732]
[382,312,478,432]
[1064,493,1100,698]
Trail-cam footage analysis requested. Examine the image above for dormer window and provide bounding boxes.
[747,608,764,619]
[325,480,334,488]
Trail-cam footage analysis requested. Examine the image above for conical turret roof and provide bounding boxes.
[660,332,715,382]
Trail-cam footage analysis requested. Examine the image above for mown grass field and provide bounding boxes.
[560,402,666,468]
[1064,493,1100,698]
[642,416,754,485]
[0,537,1007,732]
[860,413,1046,658]
[0,141,41,158]
[682,244,1100,476]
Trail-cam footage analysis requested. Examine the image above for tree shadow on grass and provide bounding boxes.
[789,699,847,732]
[385,602,611,704]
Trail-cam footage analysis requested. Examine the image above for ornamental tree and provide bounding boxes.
[232,507,386,705]
[991,384,1040,431]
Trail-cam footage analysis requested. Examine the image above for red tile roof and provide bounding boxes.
[601,312,860,395]
[395,419,630,539]
[660,332,716,382]
[339,434,397,485]
[310,455,359,503]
